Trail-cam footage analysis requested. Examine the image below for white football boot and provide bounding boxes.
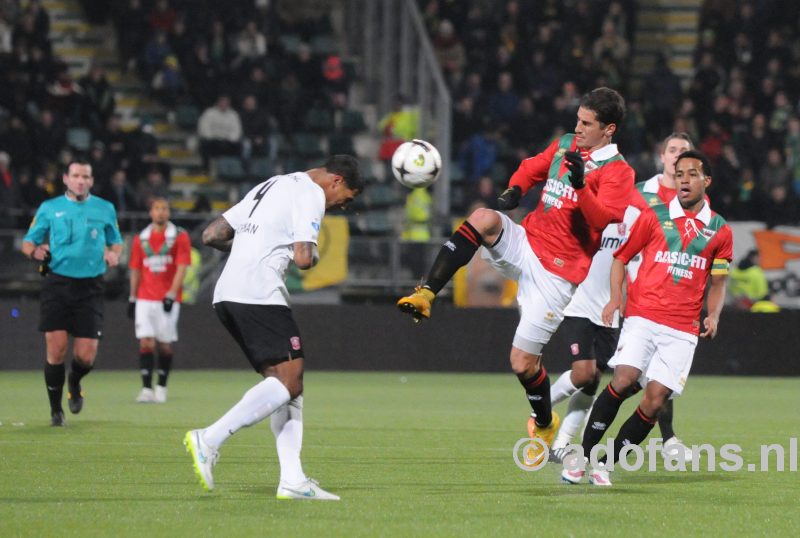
[276,478,340,501]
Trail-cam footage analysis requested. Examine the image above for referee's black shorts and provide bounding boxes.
[214,301,304,372]
[559,316,620,372]
[39,273,105,338]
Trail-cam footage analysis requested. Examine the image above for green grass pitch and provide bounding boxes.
[1,371,798,537]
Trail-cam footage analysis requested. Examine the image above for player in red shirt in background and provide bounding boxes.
[397,87,635,464]
[563,150,733,486]
[128,198,191,403]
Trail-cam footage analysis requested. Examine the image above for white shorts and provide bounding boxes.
[608,316,697,395]
[135,299,181,342]
[481,211,576,354]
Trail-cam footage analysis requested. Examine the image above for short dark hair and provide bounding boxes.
[662,132,694,149]
[579,87,626,126]
[64,158,92,176]
[325,154,364,193]
[675,149,712,177]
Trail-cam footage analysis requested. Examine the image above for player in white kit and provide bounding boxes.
[183,155,362,500]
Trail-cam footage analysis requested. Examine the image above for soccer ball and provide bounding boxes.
[391,139,442,189]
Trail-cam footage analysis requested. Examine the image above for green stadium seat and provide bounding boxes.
[304,107,334,132]
[293,133,324,158]
[175,104,200,130]
[341,110,367,133]
[214,156,246,182]
[328,133,355,155]
[248,157,273,180]
[66,127,92,152]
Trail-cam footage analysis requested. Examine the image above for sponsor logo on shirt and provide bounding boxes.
[541,178,578,209]
[653,250,708,270]
[144,254,174,273]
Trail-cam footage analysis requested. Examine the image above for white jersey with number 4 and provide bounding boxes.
[213,172,325,306]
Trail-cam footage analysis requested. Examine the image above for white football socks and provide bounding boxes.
[550,370,579,405]
[203,376,291,449]
[552,389,595,449]
[271,395,306,486]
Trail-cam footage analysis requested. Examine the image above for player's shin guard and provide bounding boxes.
[139,350,155,388]
[613,406,658,461]
[157,351,172,387]
[517,367,553,428]
[271,396,306,486]
[580,384,628,457]
[44,362,65,412]
[423,221,483,293]
[657,399,675,440]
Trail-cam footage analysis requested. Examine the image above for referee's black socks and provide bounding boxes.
[44,362,65,412]
[68,359,93,389]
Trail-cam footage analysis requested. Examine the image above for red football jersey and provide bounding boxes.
[129,224,192,302]
[614,197,733,335]
[509,134,635,284]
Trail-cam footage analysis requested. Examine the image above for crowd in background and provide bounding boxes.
[425,0,800,225]
[1,0,799,229]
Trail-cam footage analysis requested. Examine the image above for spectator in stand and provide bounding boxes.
[321,55,349,110]
[142,30,173,81]
[785,117,800,195]
[757,184,799,228]
[642,54,683,139]
[32,109,66,166]
[758,148,792,195]
[239,94,274,163]
[592,20,629,72]
[0,151,19,226]
[80,63,116,131]
[207,20,231,71]
[151,54,184,108]
[102,168,139,213]
[98,114,129,168]
[197,94,242,169]
[432,19,466,87]
[46,64,83,125]
[115,0,148,72]
[148,0,177,35]
[88,141,115,191]
[19,171,51,210]
[233,20,266,72]
[485,71,520,132]
[183,41,220,108]
[136,167,169,210]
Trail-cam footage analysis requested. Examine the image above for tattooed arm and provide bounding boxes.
[293,242,319,269]
[202,216,235,252]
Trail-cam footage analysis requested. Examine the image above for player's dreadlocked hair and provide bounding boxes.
[580,87,626,127]
[325,154,365,194]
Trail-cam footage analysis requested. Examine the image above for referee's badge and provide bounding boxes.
[290,336,301,351]
[91,228,98,239]
[570,343,580,356]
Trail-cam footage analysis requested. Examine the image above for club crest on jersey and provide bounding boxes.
[290,336,301,350]
[584,160,598,172]
[701,228,716,241]
[617,223,627,235]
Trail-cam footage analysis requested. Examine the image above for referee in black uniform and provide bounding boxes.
[21,160,123,426]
